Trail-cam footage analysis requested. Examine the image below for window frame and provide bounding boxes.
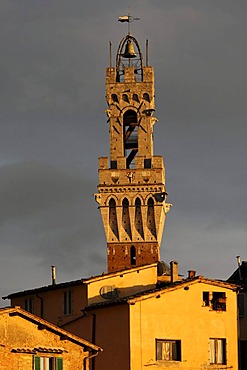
[209,338,226,365]
[25,297,34,313]
[63,290,72,316]
[202,291,226,311]
[238,293,245,318]
[33,356,63,370]
[156,339,181,362]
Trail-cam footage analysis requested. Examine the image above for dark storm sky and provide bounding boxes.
[1,0,247,305]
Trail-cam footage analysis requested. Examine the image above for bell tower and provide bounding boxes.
[95,20,171,273]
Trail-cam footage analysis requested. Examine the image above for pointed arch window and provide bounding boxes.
[122,198,132,239]
[147,197,156,238]
[123,110,138,169]
[109,198,119,239]
[135,197,144,239]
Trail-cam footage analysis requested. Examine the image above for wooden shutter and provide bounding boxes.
[56,357,63,370]
[34,356,41,370]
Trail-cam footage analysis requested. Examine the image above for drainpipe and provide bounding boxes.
[92,314,96,370]
[83,350,100,370]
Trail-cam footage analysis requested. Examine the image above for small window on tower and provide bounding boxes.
[130,246,136,265]
[144,158,152,168]
[111,160,117,169]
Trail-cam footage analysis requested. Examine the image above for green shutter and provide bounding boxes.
[56,357,63,370]
[34,356,41,370]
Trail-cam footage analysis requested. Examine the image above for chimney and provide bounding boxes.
[51,265,56,285]
[170,260,178,283]
[188,270,196,279]
[236,256,242,281]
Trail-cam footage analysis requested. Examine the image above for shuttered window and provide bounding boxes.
[33,356,63,370]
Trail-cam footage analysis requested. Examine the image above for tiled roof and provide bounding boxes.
[0,306,102,352]
[3,279,85,299]
[228,261,247,286]
[11,347,66,354]
[85,276,239,311]
[3,263,158,299]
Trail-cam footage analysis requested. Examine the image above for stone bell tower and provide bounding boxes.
[95,25,171,273]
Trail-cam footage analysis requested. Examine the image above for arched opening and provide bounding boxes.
[122,198,132,239]
[130,246,136,265]
[116,34,144,83]
[109,198,119,239]
[147,197,156,238]
[123,110,138,169]
[135,197,144,239]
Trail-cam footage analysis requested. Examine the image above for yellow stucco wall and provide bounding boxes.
[86,264,157,305]
[129,281,238,370]
[11,283,87,326]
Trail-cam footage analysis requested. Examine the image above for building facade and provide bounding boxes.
[0,306,101,370]
[228,259,247,370]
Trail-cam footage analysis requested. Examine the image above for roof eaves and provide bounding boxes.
[3,279,86,300]
[84,263,157,284]
[5,307,102,352]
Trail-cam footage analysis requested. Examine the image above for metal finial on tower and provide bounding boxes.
[118,14,140,35]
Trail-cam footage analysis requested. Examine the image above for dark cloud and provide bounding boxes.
[1,1,247,305]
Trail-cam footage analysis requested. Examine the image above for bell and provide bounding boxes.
[123,40,137,58]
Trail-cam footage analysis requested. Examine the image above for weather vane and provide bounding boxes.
[118,14,140,35]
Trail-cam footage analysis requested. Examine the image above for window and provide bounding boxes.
[144,158,152,169]
[130,246,136,265]
[34,356,63,370]
[212,292,226,311]
[209,338,226,365]
[63,291,72,315]
[203,292,210,306]
[202,291,226,311]
[110,160,117,169]
[156,339,181,361]
[25,298,34,313]
[238,294,245,317]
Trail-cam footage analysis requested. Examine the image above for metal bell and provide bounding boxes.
[123,40,137,58]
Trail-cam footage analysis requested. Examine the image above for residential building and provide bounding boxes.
[63,275,239,370]
[0,306,102,370]
[228,259,247,369]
